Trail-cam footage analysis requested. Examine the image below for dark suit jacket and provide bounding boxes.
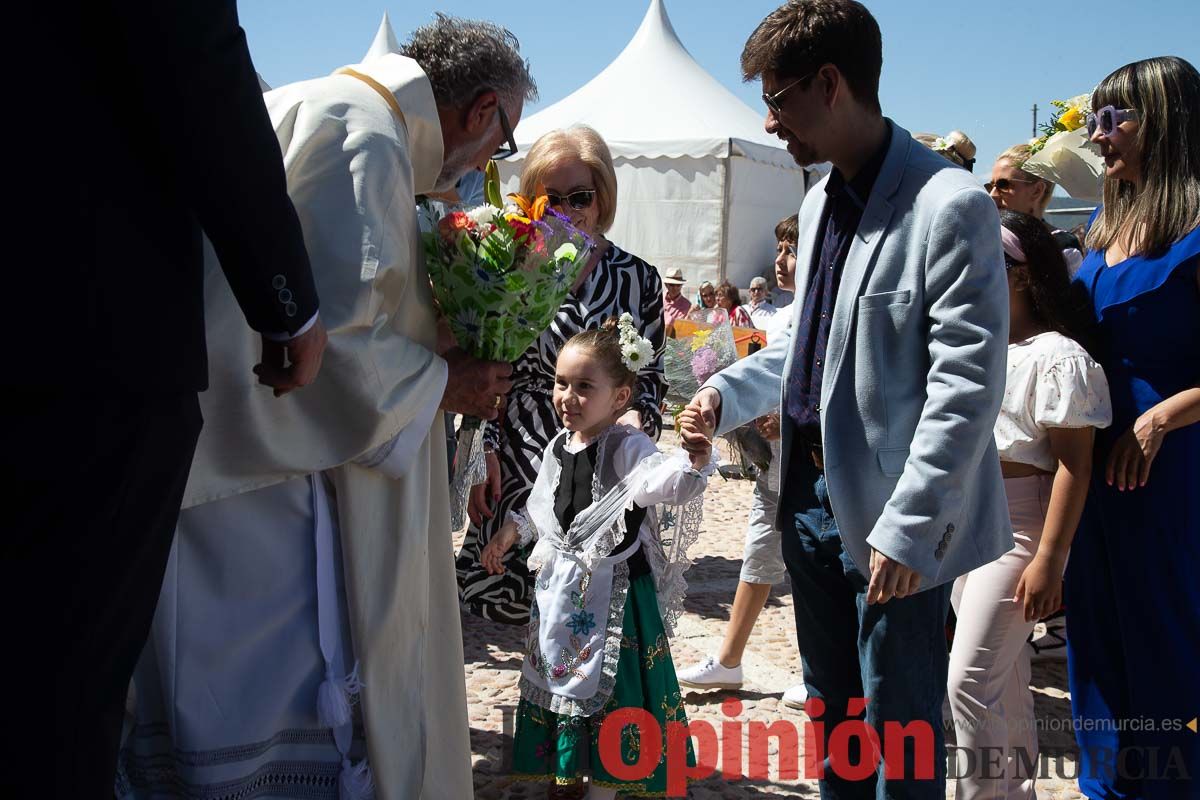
[15,0,317,392]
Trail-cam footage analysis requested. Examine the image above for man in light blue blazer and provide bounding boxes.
[681,3,1012,798]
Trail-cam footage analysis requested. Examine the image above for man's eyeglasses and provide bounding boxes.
[493,104,518,160]
[762,71,814,116]
[749,286,766,292]
[984,177,1037,194]
[546,189,596,211]
[1086,105,1139,138]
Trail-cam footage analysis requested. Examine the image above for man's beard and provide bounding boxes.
[432,144,476,194]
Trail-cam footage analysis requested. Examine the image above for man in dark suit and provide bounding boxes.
[4,2,326,795]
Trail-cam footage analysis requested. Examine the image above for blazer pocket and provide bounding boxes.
[877,447,909,477]
[857,289,912,311]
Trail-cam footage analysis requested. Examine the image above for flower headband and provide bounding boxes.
[616,313,654,373]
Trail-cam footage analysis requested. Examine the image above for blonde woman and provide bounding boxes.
[1067,56,1200,800]
[456,126,667,625]
[987,143,1085,272]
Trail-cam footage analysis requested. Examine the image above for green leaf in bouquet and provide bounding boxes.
[479,228,515,269]
[484,160,504,208]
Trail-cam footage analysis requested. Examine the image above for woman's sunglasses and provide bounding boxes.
[1086,105,1139,138]
[984,177,1037,193]
[546,189,596,211]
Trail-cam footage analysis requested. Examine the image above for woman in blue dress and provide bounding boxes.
[1067,56,1200,800]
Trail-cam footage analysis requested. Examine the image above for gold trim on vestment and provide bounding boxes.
[333,67,408,131]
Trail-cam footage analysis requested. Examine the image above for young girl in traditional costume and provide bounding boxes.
[482,314,714,799]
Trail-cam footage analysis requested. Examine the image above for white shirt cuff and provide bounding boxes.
[262,311,319,342]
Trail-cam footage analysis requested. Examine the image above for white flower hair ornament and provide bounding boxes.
[617,313,654,373]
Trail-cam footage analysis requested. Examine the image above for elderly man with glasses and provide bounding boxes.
[119,15,536,800]
[745,275,779,328]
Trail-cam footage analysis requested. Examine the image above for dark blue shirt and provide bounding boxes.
[786,129,892,446]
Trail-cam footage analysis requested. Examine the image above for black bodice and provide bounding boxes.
[552,436,649,578]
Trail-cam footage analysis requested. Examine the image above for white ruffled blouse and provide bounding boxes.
[995,331,1112,472]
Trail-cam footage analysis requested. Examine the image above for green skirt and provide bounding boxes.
[511,573,696,796]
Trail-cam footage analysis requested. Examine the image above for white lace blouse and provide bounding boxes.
[995,331,1112,472]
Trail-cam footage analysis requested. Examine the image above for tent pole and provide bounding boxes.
[717,138,733,285]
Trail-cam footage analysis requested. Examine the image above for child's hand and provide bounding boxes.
[481,521,520,575]
[1014,553,1065,623]
[677,407,712,439]
[677,408,713,469]
[755,412,781,441]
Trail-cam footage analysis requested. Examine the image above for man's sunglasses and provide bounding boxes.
[1086,105,1139,138]
[546,189,596,211]
[984,177,1037,193]
[493,104,518,160]
[762,71,815,116]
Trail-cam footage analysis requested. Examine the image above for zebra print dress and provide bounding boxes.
[455,243,666,625]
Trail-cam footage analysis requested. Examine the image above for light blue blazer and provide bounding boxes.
[706,121,1013,588]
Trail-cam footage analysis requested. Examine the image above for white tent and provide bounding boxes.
[363,11,400,63]
[498,0,809,288]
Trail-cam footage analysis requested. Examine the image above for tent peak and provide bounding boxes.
[624,0,689,61]
[363,11,401,63]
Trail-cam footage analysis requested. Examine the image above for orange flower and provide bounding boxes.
[507,193,549,223]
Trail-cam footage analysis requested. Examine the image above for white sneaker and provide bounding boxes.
[781,683,809,710]
[677,655,744,690]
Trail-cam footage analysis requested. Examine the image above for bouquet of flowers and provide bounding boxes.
[663,322,772,480]
[423,162,594,529]
[1024,93,1104,201]
[662,323,738,405]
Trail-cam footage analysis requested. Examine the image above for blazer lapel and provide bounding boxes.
[791,190,827,303]
[822,122,910,403]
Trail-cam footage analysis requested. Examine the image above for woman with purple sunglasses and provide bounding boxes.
[1067,56,1200,800]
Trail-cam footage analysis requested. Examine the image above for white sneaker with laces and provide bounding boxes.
[676,655,744,690]
[781,683,809,710]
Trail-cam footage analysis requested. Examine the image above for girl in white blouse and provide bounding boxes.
[948,211,1111,800]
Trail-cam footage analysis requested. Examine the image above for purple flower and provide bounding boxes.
[692,347,719,384]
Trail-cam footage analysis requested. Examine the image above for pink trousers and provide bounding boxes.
[949,474,1053,800]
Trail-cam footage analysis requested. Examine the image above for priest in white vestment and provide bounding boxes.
[118,17,536,800]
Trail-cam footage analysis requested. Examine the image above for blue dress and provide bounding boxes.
[1066,219,1200,800]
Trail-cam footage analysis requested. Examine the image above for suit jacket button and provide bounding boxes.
[272,275,287,290]
[278,288,293,303]
[285,301,298,317]
[946,523,955,534]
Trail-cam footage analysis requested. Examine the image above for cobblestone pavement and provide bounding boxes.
[456,432,1083,799]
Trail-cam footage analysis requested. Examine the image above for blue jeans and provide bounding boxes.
[780,455,952,800]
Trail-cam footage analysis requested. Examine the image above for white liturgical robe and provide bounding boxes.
[121,55,470,800]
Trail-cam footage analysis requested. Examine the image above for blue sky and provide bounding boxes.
[240,0,1198,186]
